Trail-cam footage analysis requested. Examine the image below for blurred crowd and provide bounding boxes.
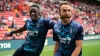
[72,2,100,35]
[0,0,100,40]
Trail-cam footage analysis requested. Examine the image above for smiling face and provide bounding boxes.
[59,4,72,24]
[29,7,40,21]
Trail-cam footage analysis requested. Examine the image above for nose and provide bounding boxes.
[65,11,69,14]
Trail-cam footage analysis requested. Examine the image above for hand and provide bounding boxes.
[3,32,13,40]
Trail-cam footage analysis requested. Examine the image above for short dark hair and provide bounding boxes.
[30,4,40,9]
[59,1,69,11]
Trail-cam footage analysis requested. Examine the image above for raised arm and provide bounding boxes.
[4,24,27,39]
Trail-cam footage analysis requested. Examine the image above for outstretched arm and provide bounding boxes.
[4,24,27,39]
[11,25,26,34]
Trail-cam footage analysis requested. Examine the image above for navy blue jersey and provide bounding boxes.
[22,17,55,56]
[53,20,83,56]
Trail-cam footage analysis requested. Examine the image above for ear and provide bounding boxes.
[39,12,41,16]
[37,11,41,17]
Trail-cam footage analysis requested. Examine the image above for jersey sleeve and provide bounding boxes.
[44,19,55,29]
[53,28,59,41]
[75,25,84,40]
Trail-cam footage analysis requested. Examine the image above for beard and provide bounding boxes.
[60,15,71,19]
[60,15,71,23]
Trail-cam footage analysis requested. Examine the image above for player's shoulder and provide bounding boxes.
[71,20,82,28]
[25,18,32,22]
[42,17,51,21]
[42,17,55,24]
[54,21,61,29]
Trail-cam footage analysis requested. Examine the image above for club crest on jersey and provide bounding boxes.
[36,24,40,27]
[70,28,72,33]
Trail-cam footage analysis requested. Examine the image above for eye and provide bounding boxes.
[68,9,71,12]
[30,9,37,13]
[34,10,37,13]
[63,9,67,12]
[30,10,33,13]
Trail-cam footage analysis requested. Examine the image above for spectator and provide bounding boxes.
[53,14,60,23]
[0,15,7,28]
[0,1,4,12]
[17,2,23,12]
[8,15,13,22]
[16,12,20,18]
[5,2,12,11]
[0,17,2,28]
[21,3,29,16]
[1,15,5,20]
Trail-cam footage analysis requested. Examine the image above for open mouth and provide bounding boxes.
[31,16,36,19]
[64,16,70,18]
[61,16,70,19]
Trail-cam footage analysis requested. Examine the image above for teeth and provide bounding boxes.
[31,16,35,19]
